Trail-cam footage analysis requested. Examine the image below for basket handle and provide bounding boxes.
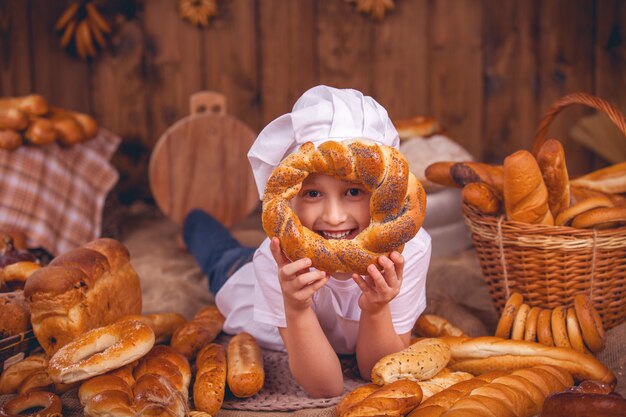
[531,92,626,156]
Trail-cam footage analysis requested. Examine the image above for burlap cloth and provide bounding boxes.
[1,209,623,416]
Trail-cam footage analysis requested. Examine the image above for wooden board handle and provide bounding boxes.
[190,91,227,116]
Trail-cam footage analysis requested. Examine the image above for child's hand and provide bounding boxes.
[269,237,329,312]
[352,251,404,314]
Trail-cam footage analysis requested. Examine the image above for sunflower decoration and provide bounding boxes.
[55,1,111,60]
[179,0,218,28]
[346,0,396,20]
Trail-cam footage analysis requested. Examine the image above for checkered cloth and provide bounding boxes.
[0,128,120,256]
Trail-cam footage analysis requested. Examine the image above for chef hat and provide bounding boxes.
[248,85,399,199]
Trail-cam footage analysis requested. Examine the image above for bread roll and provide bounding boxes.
[0,290,31,339]
[0,95,49,116]
[193,343,227,415]
[371,338,451,385]
[24,117,57,145]
[503,150,554,225]
[336,383,379,417]
[23,238,142,355]
[0,354,47,394]
[0,129,22,151]
[343,379,423,417]
[461,182,502,215]
[537,139,570,217]
[0,107,28,130]
[413,314,466,338]
[425,161,460,189]
[171,305,225,359]
[227,332,265,398]
[450,162,504,193]
[442,336,615,385]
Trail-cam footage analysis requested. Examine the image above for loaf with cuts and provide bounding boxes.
[23,238,142,355]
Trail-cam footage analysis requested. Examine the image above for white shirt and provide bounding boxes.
[215,228,431,353]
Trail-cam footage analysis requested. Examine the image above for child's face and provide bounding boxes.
[291,173,371,240]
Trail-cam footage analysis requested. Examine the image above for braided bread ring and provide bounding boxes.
[262,140,426,274]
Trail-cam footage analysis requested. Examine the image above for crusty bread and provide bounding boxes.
[450,162,504,193]
[571,206,626,229]
[425,161,460,189]
[227,332,265,398]
[461,182,503,215]
[554,196,614,226]
[503,150,554,225]
[441,336,615,385]
[342,379,423,417]
[171,305,225,359]
[413,314,466,338]
[194,343,227,416]
[371,338,451,385]
[23,238,142,356]
[394,116,444,140]
[536,139,570,217]
[0,290,30,339]
[570,161,626,194]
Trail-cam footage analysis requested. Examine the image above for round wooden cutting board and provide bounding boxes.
[149,91,259,227]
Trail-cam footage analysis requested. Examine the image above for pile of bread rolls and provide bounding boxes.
[0,94,99,151]
[425,139,626,229]
[495,292,605,354]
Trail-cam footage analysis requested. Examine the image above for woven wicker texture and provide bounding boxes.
[463,93,626,330]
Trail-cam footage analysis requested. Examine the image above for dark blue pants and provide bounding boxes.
[183,209,256,294]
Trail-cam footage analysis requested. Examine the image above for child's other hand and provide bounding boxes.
[269,237,328,312]
[352,251,404,314]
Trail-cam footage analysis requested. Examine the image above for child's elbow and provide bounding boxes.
[304,384,344,398]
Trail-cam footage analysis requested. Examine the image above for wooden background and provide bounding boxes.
[1,0,624,204]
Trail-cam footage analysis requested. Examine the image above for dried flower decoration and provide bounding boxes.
[347,0,396,20]
[179,0,218,27]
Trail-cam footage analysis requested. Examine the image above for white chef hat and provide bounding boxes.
[248,85,399,199]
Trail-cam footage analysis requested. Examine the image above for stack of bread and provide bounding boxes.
[495,292,605,354]
[336,333,615,417]
[0,94,99,151]
[425,139,626,229]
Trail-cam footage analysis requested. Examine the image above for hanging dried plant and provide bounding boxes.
[179,0,218,28]
[55,1,111,60]
[346,0,396,20]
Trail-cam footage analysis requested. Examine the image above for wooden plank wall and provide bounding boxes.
[0,0,624,203]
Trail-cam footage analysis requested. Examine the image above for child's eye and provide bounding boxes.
[347,188,361,197]
[306,190,320,198]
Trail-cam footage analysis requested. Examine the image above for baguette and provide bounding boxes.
[193,343,227,415]
[336,383,379,417]
[425,162,460,188]
[450,162,504,193]
[536,139,570,217]
[0,108,28,130]
[413,314,466,338]
[23,238,142,356]
[441,336,615,385]
[343,379,423,417]
[571,206,626,229]
[570,161,626,194]
[171,305,225,359]
[227,332,265,398]
[503,150,554,225]
[0,94,49,116]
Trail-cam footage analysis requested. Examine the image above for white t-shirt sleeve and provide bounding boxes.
[389,228,432,334]
[252,239,288,328]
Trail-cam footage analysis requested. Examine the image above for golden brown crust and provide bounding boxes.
[23,238,142,356]
[554,196,614,226]
[262,140,427,275]
[413,314,466,338]
[194,343,227,416]
[450,162,504,193]
[537,139,570,217]
[0,354,47,395]
[523,307,542,342]
[565,307,588,354]
[336,383,379,417]
[570,161,626,194]
[171,305,225,359]
[571,206,626,229]
[461,182,503,215]
[511,304,530,340]
[394,116,444,140]
[0,95,49,116]
[0,290,30,339]
[227,332,265,398]
[503,150,554,225]
[550,307,572,349]
[343,379,423,417]
[0,107,28,130]
[0,390,62,416]
[0,129,22,151]
[425,161,460,188]
[574,294,605,353]
[24,117,57,145]
[537,309,555,347]
[495,292,524,339]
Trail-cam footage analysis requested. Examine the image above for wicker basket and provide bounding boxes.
[0,330,40,370]
[463,93,626,330]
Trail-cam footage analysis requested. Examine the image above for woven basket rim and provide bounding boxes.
[462,203,626,251]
